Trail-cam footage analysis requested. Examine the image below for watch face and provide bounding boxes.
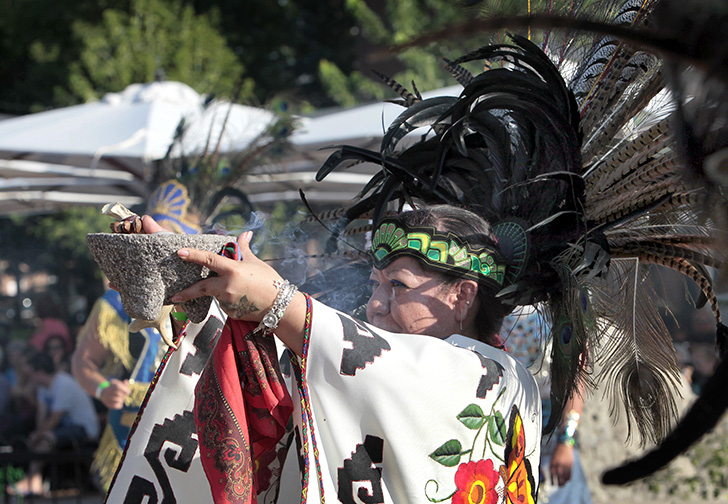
[263,313,277,328]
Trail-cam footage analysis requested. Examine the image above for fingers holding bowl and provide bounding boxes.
[173,241,281,322]
[141,215,172,234]
[171,248,232,301]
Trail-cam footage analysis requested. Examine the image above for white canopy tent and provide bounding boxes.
[245,85,462,206]
[0,83,463,214]
[0,81,274,215]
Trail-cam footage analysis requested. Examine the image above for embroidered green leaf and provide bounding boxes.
[457,404,486,429]
[429,439,463,467]
[489,411,507,446]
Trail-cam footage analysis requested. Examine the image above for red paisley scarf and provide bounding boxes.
[193,243,294,503]
[194,319,293,503]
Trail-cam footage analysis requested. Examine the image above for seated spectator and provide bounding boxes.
[43,334,72,373]
[28,294,72,354]
[7,351,99,497]
[0,341,37,444]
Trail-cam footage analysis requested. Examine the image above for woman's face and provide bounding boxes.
[366,256,461,338]
[45,337,67,365]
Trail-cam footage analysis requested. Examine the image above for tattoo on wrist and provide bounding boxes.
[220,295,260,319]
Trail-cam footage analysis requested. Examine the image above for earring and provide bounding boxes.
[459,316,463,332]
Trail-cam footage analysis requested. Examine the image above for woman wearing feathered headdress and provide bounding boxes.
[161,30,596,504]
[163,202,542,502]
[109,0,728,500]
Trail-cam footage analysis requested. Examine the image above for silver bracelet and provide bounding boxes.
[254,279,298,336]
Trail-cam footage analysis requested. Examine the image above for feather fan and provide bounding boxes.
[156,94,296,232]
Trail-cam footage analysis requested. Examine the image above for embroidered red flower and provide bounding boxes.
[452,459,500,504]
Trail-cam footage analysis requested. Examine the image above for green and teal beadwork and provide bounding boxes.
[370,218,507,287]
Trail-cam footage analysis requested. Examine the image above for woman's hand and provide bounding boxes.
[141,215,170,234]
[549,442,575,487]
[171,231,280,321]
[170,231,307,355]
[142,214,277,317]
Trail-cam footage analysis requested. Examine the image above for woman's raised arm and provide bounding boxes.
[167,228,307,356]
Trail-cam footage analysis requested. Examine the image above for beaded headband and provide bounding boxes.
[370,217,507,288]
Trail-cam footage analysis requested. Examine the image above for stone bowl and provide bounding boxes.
[86,233,233,323]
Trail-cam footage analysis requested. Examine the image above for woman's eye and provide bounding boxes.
[390,279,406,288]
[368,279,379,289]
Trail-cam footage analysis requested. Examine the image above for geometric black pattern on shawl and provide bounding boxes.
[473,351,504,398]
[339,314,391,376]
[179,315,224,376]
[123,410,198,504]
[337,435,385,504]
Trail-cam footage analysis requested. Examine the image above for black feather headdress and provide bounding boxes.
[310,0,728,484]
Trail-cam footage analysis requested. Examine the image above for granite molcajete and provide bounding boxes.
[87,233,232,323]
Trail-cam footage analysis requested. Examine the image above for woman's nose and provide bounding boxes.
[366,285,389,317]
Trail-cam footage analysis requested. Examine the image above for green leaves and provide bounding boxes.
[429,439,463,467]
[489,411,507,446]
[457,404,506,445]
[457,404,486,429]
[430,405,509,467]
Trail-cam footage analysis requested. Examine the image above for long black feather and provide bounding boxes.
[316,145,385,181]
[380,96,458,156]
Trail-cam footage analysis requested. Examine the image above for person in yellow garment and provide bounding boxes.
[71,179,201,491]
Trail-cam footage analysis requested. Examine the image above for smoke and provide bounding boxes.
[207,205,371,318]
[222,207,374,319]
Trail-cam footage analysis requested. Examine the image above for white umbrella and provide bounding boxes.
[0,81,461,213]
[245,85,462,205]
[0,81,274,215]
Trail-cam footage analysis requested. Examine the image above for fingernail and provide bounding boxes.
[243,231,253,243]
[171,295,182,302]
[178,249,189,258]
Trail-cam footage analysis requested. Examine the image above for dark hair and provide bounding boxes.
[28,351,56,375]
[395,204,509,345]
[44,335,70,354]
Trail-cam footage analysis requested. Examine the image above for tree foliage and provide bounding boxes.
[190,0,359,110]
[0,0,252,114]
[0,0,361,114]
[61,0,249,105]
[318,0,493,107]
[0,0,110,113]
[318,0,600,107]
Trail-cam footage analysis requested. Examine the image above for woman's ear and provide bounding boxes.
[455,280,479,309]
